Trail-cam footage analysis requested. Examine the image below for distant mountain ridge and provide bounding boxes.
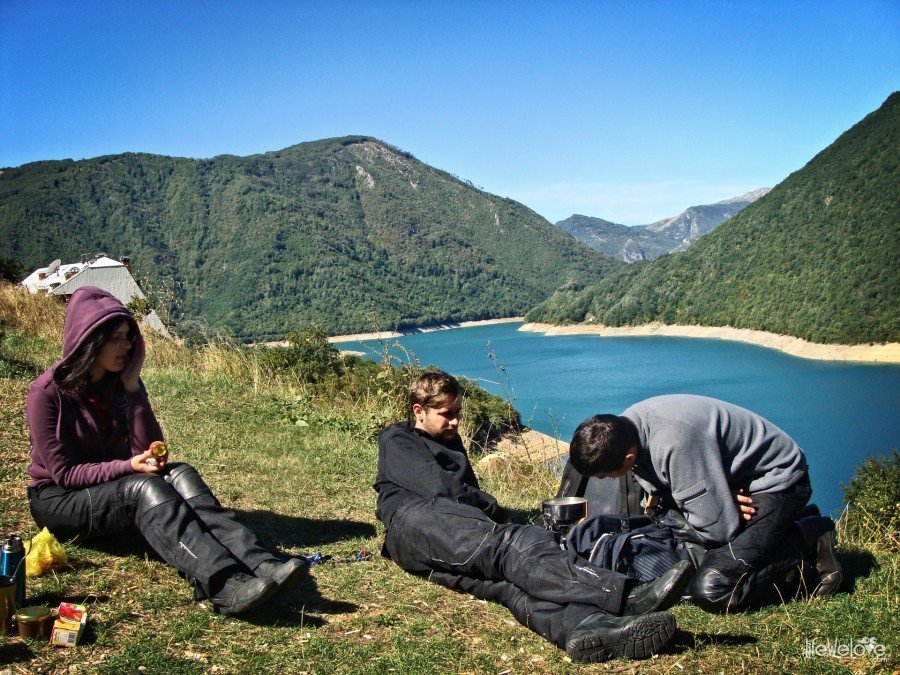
[528,93,899,345]
[557,188,770,262]
[0,136,621,341]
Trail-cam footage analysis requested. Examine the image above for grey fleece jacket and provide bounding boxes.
[623,395,808,546]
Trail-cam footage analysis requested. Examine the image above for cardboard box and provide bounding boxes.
[50,602,87,647]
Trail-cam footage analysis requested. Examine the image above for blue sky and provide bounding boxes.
[2,1,897,224]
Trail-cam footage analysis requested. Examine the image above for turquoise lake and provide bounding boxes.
[343,322,900,517]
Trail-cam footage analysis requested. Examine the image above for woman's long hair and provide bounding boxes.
[55,317,137,397]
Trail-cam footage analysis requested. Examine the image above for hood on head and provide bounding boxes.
[62,286,135,359]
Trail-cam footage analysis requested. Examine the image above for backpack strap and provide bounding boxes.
[609,530,636,573]
[617,477,631,529]
[626,473,645,516]
[617,473,648,528]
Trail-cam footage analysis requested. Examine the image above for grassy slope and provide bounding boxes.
[0,292,896,673]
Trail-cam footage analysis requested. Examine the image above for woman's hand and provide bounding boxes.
[131,449,163,473]
[121,333,146,393]
[735,488,756,521]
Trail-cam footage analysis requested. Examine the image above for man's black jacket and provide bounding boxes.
[374,421,508,528]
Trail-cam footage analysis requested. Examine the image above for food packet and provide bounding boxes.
[24,527,69,577]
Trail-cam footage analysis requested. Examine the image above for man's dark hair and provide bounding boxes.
[55,317,137,397]
[569,414,639,475]
[409,369,461,411]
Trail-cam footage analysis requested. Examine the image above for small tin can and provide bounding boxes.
[15,605,52,639]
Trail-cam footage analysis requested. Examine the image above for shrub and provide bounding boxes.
[255,326,345,384]
[0,257,23,283]
[126,296,152,318]
[840,450,900,550]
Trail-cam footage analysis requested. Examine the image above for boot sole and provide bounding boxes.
[568,612,676,663]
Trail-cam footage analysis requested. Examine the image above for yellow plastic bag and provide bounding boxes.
[24,527,69,577]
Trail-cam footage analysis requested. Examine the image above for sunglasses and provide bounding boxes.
[107,334,136,347]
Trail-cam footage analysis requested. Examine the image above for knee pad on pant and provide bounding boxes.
[165,462,214,501]
[120,473,180,518]
[505,525,555,554]
[688,566,738,613]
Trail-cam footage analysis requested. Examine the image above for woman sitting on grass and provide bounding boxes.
[25,286,306,616]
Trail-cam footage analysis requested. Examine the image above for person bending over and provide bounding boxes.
[373,370,694,663]
[569,395,842,613]
[26,286,308,616]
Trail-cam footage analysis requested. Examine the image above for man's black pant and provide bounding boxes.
[426,572,597,647]
[28,463,273,597]
[689,477,813,612]
[383,497,629,645]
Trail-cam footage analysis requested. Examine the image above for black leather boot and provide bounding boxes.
[811,529,843,597]
[255,557,310,593]
[565,611,675,662]
[795,516,842,597]
[208,572,278,615]
[622,559,694,615]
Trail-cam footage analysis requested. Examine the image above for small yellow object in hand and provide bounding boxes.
[24,528,69,577]
[149,441,169,458]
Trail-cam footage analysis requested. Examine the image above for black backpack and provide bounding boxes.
[555,458,645,518]
[567,514,693,582]
[557,459,700,581]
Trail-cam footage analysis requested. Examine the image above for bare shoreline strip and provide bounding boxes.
[519,322,900,364]
[328,317,524,343]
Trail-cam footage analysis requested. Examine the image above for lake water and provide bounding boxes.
[343,322,900,517]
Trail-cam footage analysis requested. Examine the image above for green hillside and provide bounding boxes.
[0,137,621,341]
[528,93,900,345]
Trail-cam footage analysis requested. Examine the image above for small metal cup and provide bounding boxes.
[541,497,589,527]
[541,497,588,547]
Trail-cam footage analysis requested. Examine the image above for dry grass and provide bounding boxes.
[0,283,66,340]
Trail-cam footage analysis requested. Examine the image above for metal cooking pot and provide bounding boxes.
[541,497,588,525]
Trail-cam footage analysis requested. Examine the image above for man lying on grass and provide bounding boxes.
[373,370,693,663]
[568,395,843,613]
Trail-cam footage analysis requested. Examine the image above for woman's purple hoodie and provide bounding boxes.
[26,286,164,489]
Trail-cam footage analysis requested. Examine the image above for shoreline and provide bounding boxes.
[328,317,524,343]
[519,322,900,364]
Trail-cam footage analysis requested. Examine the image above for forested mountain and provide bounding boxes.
[528,93,899,345]
[0,137,621,340]
[556,189,768,262]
